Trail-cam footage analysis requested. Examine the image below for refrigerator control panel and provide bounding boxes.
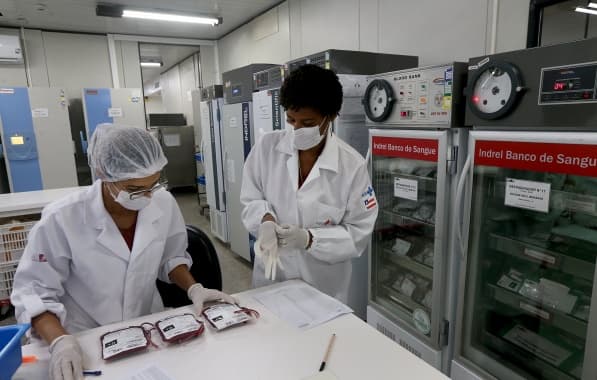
[364,63,466,127]
[539,61,597,105]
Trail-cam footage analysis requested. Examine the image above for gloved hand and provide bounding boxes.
[256,221,281,280]
[49,334,84,380]
[257,221,278,251]
[276,224,310,249]
[188,283,237,313]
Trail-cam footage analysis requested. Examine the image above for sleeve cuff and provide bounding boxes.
[161,256,192,283]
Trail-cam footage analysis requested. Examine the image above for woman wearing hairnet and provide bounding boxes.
[241,65,378,303]
[11,124,234,380]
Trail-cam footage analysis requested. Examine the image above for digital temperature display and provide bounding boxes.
[553,82,566,91]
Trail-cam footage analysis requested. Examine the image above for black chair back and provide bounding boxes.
[156,225,223,308]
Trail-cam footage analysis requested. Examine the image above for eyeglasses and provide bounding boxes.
[127,179,168,200]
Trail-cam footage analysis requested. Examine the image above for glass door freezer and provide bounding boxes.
[452,131,597,380]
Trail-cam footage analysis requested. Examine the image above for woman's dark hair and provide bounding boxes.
[280,64,343,117]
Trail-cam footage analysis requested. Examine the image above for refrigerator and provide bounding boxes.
[252,65,285,143]
[0,87,77,192]
[222,64,276,262]
[451,39,597,380]
[285,49,418,158]
[365,63,468,372]
[193,85,229,243]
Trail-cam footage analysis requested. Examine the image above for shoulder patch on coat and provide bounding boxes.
[361,185,377,210]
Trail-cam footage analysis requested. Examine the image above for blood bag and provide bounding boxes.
[100,326,151,360]
[156,313,205,343]
[202,303,259,331]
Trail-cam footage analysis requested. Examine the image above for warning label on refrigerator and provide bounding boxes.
[372,136,438,162]
[394,177,418,201]
[505,178,551,213]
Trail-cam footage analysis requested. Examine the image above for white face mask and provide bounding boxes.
[108,183,152,211]
[291,119,330,151]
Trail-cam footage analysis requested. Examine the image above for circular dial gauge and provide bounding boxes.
[363,79,394,122]
[468,61,523,120]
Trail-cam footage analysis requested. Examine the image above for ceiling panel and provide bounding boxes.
[0,0,282,39]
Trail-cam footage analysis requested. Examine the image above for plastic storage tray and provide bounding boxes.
[0,323,30,380]
[1,221,36,305]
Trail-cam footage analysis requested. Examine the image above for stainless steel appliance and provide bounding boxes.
[193,85,229,243]
[285,49,419,157]
[222,64,276,262]
[252,66,285,143]
[366,63,468,373]
[452,38,597,380]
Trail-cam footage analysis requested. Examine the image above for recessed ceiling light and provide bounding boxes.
[141,62,162,67]
[589,2,597,8]
[96,4,221,25]
[575,6,597,15]
[122,10,221,25]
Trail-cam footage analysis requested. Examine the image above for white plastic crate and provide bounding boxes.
[0,221,36,304]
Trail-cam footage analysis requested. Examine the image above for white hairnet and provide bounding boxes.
[88,123,167,182]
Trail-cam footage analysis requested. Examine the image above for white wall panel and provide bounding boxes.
[299,0,360,56]
[378,0,489,65]
[217,3,290,73]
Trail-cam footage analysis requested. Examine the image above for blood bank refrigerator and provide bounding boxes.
[451,38,597,380]
[365,63,468,373]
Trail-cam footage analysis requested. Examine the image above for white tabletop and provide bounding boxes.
[0,187,86,218]
[14,281,448,380]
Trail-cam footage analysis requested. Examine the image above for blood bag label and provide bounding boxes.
[394,177,418,201]
[505,178,550,213]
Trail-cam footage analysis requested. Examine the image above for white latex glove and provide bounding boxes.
[256,221,282,280]
[276,224,310,250]
[49,335,84,380]
[257,221,278,251]
[187,283,237,313]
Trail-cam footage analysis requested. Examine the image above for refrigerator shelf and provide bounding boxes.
[381,284,431,315]
[488,284,588,339]
[489,233,596,281]
[381,210,435,228]
[384,249,434,279]
[481,329,579,380]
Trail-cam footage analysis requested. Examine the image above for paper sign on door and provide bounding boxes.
[505,178,550,213]
[394,177,418,201]
[31,108,49,118]
[108,108,123,117]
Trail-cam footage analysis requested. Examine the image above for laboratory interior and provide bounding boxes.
[1,1,597,379]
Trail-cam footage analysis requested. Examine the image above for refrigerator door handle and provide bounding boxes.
[454,153,472,259]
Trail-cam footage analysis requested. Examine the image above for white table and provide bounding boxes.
[0,187,86,218]
[14,281,448,380]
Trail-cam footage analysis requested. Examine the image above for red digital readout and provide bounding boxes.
[553,82,566,91]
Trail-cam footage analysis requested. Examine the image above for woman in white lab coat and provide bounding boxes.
[11,124,234,380]
[241,64,378,303]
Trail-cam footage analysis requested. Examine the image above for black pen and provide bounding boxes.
[319,333,336,372]
[83,370,102,376]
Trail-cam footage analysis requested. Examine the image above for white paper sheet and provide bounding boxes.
[252,282,352,330]
[120,365,176,380]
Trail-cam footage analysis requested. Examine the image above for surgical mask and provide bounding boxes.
[291,119,329,150]
[108,183,152,211]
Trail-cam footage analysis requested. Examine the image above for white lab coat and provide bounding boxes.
[241,130,378,302]
[10,180,191,333]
